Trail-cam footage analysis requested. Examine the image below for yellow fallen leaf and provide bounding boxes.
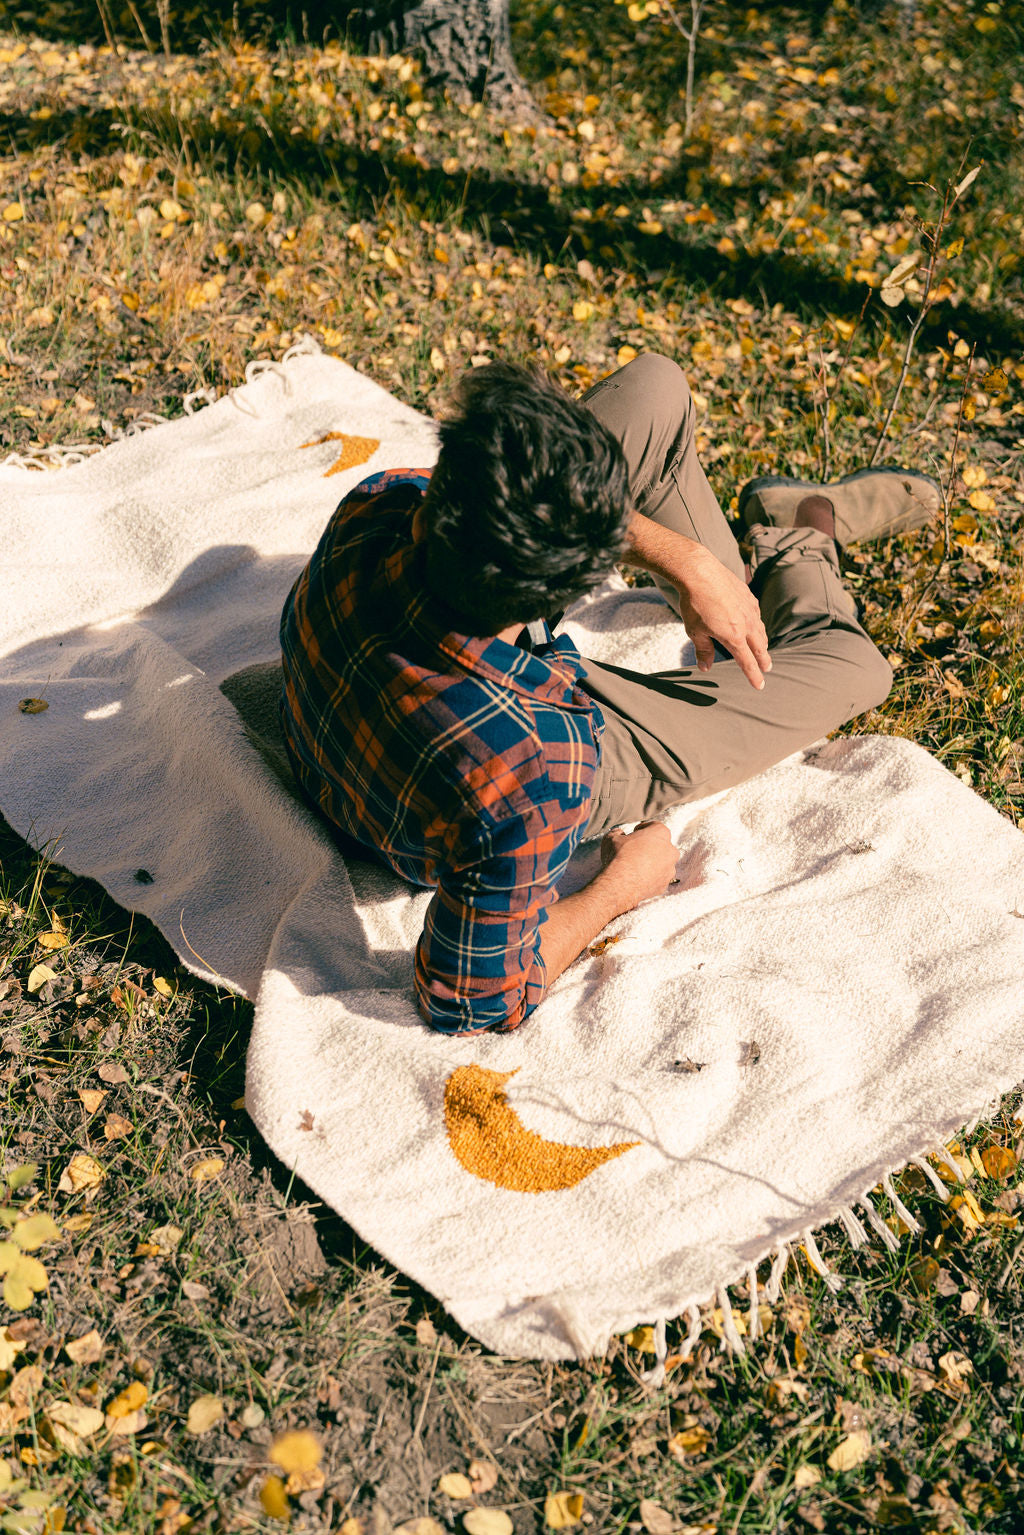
[0,1246,49,1310]
[65,1329,104,1365]
[153,976,174,998]
[793,1465,822,1489]
[47,1400,105,1443]
[103,1114,133,1142]
[37,932,68,951]
[545,1491,584,1529]
[286,1466,325,1495]
[2,201,25,221]
[18,698,49,714]
[27,963,57,994]
[438,1473,473,1499]
[148,1224,183,1255]
[245,201,268,227]
[572,300,594,321]
[968,489,997,513]
[186,1395,224,1435]
[269,1429,322,1475]
[667,1424,711,1458]
[827,1431,871,1472]
[189,1157,224,1184]
[9,1363,44,1406]
[624,1325,656,1353]
[638,1500,674,1535]
[0,1329,26,1370]
[469,1460,498,1494]
[63,1214,93,1235]
[981,1145,1017,1180]
[106,1381,148,1419]
[961,465,987,488]
[463,1513,513,1535]
[108,1407,148,1436]
[77,1089,106,1114]
[58,1154,104,1194]
[938,1350,973,1388]
[11,1214,60,1251]
[260,1475,290,1520]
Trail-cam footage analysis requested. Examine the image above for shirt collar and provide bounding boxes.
[385,541,588,710]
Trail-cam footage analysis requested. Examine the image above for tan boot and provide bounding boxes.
[738,466,941,546]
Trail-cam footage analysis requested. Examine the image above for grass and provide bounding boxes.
[1,0,1024,1529]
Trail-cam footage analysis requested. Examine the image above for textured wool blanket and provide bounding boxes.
[3,341,1023,1362]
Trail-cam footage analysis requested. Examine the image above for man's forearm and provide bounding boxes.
[622,508,701,583]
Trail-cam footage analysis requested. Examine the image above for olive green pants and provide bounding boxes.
[578,353,893,837]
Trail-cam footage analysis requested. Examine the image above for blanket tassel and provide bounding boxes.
[801,1227,843,1292]
[932,1144,965,1183]
[746,1264,761,1341]
[764,1244,789,1304]
[882,1173,922,1235]
[640,1317,669,1388]
[677,1303,702,1363]
[860,1193,901,1252]
[716,1284,746,1355]
[912,1155,952,1201]
[838,1204,869,1249]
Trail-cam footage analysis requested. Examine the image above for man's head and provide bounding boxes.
[418,362,631,633]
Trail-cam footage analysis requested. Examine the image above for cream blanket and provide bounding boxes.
[3,342,1023,1361]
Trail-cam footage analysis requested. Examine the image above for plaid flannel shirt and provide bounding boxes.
[279,469,604,1034]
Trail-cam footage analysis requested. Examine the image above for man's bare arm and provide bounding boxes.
[538,821,678,985]
[622,511,771,690]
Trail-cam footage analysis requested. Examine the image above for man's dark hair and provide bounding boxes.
[420,362,631,632]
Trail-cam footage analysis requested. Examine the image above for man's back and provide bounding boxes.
[279,467,603,1034]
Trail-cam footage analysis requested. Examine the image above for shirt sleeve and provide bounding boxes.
[413,802,577,1035]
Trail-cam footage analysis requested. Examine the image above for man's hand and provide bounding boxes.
[599,821,679,908]
[672,543,771,689]
[623,512,771,690]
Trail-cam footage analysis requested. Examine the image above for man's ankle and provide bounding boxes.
[793,494,837,542]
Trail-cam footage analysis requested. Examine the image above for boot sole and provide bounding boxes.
[738,465,943,536]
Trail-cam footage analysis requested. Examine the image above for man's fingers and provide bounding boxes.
[693,635,715,673]
[731,641,768,691]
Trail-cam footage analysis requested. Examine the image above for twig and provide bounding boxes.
[898,341,975,644]
[412,1336,442,1439]
[661,0,709,140]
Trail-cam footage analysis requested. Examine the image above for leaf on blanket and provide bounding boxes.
[588,933,622,956]
[298,1109,315,1132]
[671,1057,705,1074]
[17,698,48,714]
[740,1040,762,1066]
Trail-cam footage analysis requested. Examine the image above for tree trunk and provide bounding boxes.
[361,0,538,117]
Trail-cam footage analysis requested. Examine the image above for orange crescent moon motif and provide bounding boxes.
[444,1064,639,1193]
[298,432,380,477]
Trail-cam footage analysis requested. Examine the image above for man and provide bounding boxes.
[280,353,938,1034]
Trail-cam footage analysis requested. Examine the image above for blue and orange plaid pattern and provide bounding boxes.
[279,469,604,1034]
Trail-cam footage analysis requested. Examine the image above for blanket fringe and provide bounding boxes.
[634,1092,1019,1366]
[0,333,325,473]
